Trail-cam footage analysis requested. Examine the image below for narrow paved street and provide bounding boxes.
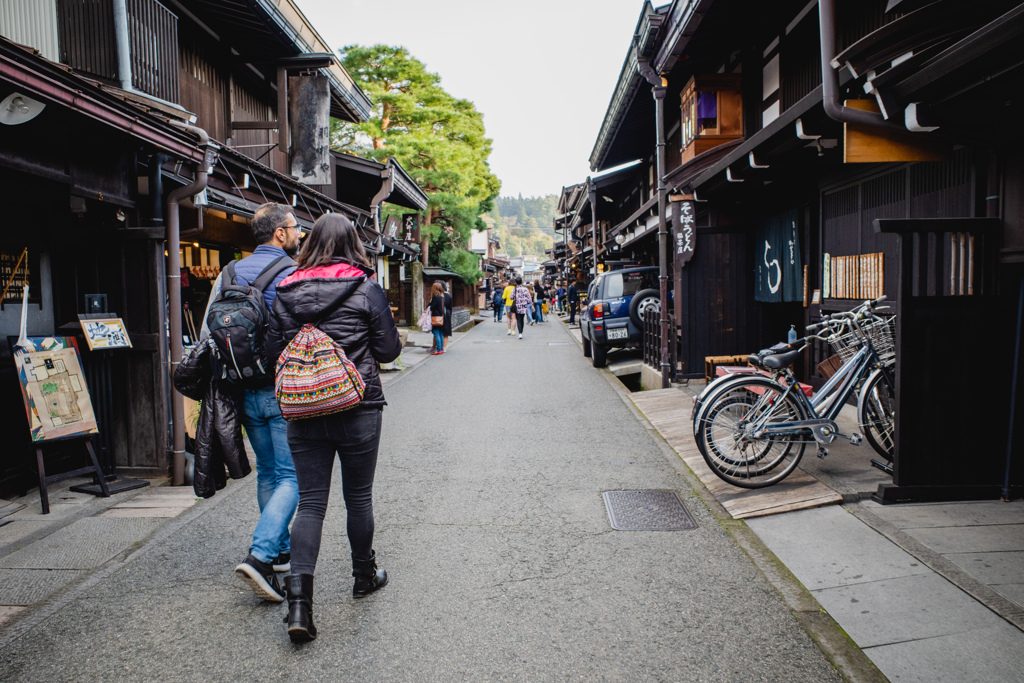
[0,319,840,681]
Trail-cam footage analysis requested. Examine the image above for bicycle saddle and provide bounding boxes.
[762,349,801,369]
[748,345,793,368]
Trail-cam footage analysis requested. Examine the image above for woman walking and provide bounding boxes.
[513,276,532,339]
[429,281,445,355]
[267,213,402,643]
[503,279,516,336]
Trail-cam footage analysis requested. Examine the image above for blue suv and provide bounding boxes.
[580,266,661,368]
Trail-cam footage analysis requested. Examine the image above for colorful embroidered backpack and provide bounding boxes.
[275,323,365,420]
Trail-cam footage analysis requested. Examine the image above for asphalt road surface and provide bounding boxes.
[0,318,841,682]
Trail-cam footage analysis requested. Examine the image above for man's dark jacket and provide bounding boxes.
[267,259,402,408]
[173,342,251,498]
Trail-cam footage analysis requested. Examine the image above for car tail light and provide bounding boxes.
[593,303,604,319]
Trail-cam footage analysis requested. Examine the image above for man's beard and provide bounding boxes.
[284,240,299,256]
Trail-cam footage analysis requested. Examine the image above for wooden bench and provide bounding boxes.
[717,365,814,397]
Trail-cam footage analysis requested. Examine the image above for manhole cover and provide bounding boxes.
[548,342,570,346]
[473,340,503,344]
[602,490,697,531]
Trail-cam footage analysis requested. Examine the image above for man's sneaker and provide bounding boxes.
[235,554,285,602]
[272,552,291,573]
[518,333,523,339]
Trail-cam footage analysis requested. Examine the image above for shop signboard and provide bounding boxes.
[12,337,98,442]
[403,213,421,243]
[674,200,696,267]
[289,73,331,185]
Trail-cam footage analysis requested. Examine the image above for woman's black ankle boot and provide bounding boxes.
[285,574,317,642]
[352,549,388,598]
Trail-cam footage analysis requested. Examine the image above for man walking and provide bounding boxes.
[492,283,504,322]
[568,280,580,326]
[229,203,301,602]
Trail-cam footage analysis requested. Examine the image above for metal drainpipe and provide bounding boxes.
[638,49,671,388]
[165,123,211,485]
[112,0,133,91]
[370,167,395,235]
[819,0,904,130]
[589,183,598,278]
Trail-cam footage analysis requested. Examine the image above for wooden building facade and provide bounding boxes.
[0,0,416,496]
[553,0,1024,502]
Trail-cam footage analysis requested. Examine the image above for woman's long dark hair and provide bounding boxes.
[294,213,370,269]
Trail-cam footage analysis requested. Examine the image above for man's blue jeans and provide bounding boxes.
[493,303,502,321]
[241,385,298,564]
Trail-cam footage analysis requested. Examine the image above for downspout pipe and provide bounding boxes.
[637,48,671,388]
[370,167,395,235]
[819,0,904,130]
[112,0,133,91]
[166,122,210,486]
[589,182,598,277]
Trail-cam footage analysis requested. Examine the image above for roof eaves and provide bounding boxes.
[588,1,660,171]
[252,0,372,122]
[652,0,717,74]
[386,157,429,211]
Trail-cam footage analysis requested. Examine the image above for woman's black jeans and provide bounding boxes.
[516,310,526,334]
[286,407,383,575]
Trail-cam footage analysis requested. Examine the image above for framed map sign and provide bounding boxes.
[12,337,98,442]
[80,317,132,351]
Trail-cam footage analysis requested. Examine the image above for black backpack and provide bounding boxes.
[206,255,294,388]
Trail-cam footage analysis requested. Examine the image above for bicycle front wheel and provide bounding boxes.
[699,377,808,488]
[858,368,896,461]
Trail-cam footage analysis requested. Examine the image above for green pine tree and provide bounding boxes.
[331,45,500,285]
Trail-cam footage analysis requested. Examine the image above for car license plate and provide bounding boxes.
[607,328,628,340]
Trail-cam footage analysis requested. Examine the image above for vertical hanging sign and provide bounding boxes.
[403,214,421,244]
[674,200,696,267]
[289,73,331,185]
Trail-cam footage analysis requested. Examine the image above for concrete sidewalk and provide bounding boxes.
[746,500,1024,682]
[554,312,1024,682]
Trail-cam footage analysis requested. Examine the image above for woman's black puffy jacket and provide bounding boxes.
[266,259,402,408]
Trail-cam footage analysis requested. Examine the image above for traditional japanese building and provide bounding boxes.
[0,0,427,496]
[558,0,1023,501]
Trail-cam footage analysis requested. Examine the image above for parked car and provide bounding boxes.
[580,266,662,368]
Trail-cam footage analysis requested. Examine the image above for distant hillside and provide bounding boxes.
[482,193,560,260]
[494,194,558,239]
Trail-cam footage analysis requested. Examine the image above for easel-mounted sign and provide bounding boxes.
[80,317,132,351]
[13,337,98,442]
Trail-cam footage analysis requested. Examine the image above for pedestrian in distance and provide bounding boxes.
[220,202,300,605]
[533,282,545,323]
[429,281,446,355]
[526,283,537,325]
[513,276,532,339]
[557,283,566,313]
[442,280,453,351]
[266,213,402,643]
[492,285,504,322]
[568,280,580,326]
[503,278,516,336]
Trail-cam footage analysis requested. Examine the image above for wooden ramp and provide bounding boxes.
[631,388,842,519]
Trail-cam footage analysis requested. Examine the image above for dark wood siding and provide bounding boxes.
[178,27,227,142]
[127,0,179,102]
[57,0,117,82]
[678,226,755,376]
[231,81,282,173]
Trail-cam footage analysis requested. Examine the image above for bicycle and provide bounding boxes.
[693,296,896,488]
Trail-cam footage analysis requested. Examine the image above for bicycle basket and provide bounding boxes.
[828,316,895,365]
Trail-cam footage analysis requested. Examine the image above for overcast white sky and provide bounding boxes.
[297,0,647,199]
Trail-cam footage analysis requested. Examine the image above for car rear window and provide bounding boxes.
[603,271,648,299]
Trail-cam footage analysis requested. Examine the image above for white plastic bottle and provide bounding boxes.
[788,324,798,345]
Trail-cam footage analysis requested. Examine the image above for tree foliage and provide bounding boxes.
[331,45,500,285]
